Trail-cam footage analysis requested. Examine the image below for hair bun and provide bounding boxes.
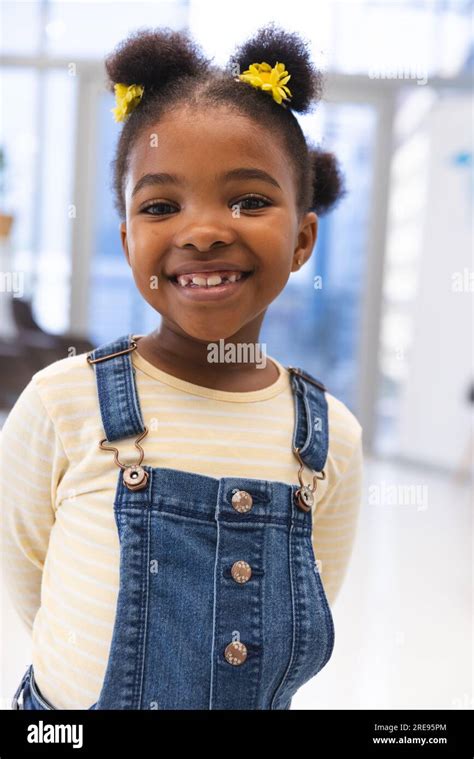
[310,148,347,215]
[226,21,323,113]
[105,26,211,94]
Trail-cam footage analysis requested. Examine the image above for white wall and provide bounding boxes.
[397,95,473,471]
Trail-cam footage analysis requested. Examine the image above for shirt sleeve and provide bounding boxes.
[0,377,66,634]
[311,431,364,608]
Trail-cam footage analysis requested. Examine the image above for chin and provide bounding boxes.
[177,321,243,344]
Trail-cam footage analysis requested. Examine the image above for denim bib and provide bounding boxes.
[12,334,334,710]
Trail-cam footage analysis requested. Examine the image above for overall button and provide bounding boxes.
[295,485,314,511]
[224,641,248,665]
[123,465,149,491]
[231,490,253,512]
[231,560,252,583]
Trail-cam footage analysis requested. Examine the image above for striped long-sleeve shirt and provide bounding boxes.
[0,338,363,709]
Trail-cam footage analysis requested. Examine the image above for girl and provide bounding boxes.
[2,23,363,710]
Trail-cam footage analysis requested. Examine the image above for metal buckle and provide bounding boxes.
[99,427,150,491]
[293,446,326,512]
[287,366,327,392]
[87,339,138,365]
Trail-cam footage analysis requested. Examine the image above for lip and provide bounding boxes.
[166,260,252,278]
[169,271,252,301]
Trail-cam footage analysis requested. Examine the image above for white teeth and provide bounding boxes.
[191,275,209,286]
[176,271,244,288]
[204,275,222,286]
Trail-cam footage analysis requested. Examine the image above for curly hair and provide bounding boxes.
[105,22,346,220]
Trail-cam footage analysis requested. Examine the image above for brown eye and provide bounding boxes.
[141,202,178,216]
[234,196,272,211]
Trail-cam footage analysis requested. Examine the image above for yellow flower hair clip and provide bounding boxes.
[112,83,145,123]
[236,61,292,106]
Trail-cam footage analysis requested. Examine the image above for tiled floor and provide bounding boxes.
[1,455,472,710]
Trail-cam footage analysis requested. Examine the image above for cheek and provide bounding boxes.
[262,267,291,302]
[126,226,167,294]
[259,239,294,290]
[124,242,156,301]
[249,214,295,263]
[126,222,157,264]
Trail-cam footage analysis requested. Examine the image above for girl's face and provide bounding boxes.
[120,105,318,342]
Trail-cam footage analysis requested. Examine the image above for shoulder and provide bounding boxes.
[279,363,362,465]
[324,390,363,478]
[13,350,95,425]
[325,391,362,443]
[0,352,92,454]
[31,350,91,387]
[282,364,361,443]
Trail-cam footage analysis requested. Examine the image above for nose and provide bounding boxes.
[182,239,227,252]
[174,217,236,253]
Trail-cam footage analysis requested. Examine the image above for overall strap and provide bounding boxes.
[86,333,146,442]
[286,367,329,473]
[85,333,329,478]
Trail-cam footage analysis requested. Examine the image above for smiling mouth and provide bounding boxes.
[167,269,253,302]
[169,270,253,289]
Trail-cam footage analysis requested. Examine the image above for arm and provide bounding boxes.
[0,378,65,634]
[312,431,364,607]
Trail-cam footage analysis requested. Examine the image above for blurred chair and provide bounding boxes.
[0,298,94,411]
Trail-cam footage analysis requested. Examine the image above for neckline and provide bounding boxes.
[131,334,289,402]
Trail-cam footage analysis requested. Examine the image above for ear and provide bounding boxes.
[291,211,318,272]
[120,221,131,267]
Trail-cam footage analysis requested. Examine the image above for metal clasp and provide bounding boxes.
[287,366,327,392]
[293,446,326,512]
[87,339,138,365]
[99,427,149,491]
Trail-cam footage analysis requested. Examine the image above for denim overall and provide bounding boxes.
[11,334,334,710]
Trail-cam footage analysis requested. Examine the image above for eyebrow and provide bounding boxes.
[131,167,282,198]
